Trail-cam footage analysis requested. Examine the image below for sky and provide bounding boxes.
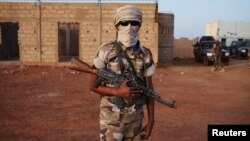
[158,0,250,39]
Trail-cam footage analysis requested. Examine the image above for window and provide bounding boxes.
[238,38,243,42]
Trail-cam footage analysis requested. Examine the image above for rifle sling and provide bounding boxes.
[114,41,137,78]
[113,41,148,109]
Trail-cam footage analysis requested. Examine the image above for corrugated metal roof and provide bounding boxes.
[0,0,157,3]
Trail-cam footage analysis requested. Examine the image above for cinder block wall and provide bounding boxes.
[158,13,174,64]
[0,2,158,65]
[0,3,41,63]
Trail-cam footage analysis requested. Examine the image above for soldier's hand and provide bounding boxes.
[118,80,142,99]
[117,80,131,99]
[130,88,143,99]
[141,122,154,140]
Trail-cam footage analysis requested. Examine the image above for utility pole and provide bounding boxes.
[36,0,42,63]
[98,0,102,46]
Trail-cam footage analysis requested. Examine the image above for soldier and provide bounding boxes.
[212,40,225,72]
[90,5,156,141]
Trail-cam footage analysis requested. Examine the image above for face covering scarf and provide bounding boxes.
[117,24,140,47]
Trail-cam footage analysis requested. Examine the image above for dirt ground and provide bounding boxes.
[0,58,250,141]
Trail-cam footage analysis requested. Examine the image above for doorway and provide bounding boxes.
[58,22,79,62]
[0,22,19,61]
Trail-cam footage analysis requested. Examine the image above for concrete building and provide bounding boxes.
[0,0,174,65]
[158,12,174,64]
[206,21,250,46]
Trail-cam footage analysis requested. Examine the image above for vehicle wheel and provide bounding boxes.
[203,56,208,65]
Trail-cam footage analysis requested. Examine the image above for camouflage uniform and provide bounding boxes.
[93,41,156,141]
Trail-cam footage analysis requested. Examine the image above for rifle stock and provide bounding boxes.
[69,58,97,75]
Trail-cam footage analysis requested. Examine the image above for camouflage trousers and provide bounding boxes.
[99,97,144,141]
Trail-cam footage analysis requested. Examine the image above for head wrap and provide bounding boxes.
[114,5,143,26]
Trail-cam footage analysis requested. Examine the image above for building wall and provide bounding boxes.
[173,37,198,59]
[40,3,102,64]
[0,3,40,63]
[158,13,174,64]
[0,2,161,65]
[206,21,250,46]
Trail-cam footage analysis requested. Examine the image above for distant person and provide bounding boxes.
[194,41,199,47]
[212,40,225,72]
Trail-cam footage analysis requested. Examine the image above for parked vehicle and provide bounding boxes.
[199,36,215,42]
[193,41,230,65]
[229,41,250,59]
[221,47,230,65]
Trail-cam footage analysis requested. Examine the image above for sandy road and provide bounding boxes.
[0,58,249,141]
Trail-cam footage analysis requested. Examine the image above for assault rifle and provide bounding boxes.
[69,58,176,109]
